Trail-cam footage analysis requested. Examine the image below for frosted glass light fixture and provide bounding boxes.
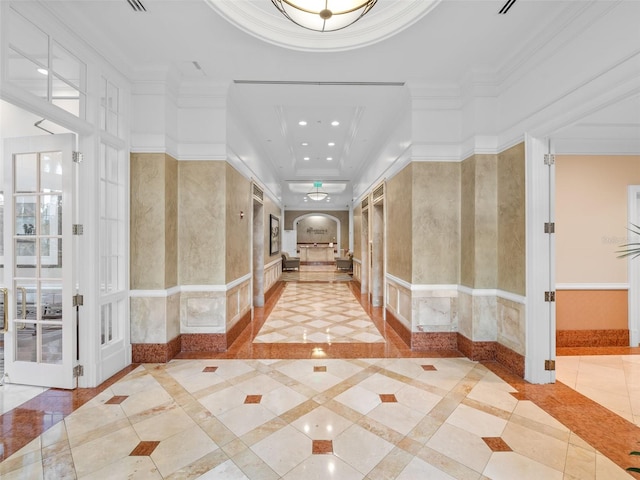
[307,181,328,201]
[271,0,377,32]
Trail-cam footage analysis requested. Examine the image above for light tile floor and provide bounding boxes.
[2,357,635,479]
[1,268,639,479]
[254,282,384,344]
[0,383,46,415]
[556,354,640,426]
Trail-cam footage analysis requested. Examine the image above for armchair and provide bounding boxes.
[281,252,300,271]
[336,252,353,272]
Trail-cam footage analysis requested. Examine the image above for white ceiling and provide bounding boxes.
[27,0,640,208]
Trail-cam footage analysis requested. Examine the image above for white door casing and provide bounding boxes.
[3,133,76,389]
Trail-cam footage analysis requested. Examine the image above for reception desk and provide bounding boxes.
[299,245,335,263]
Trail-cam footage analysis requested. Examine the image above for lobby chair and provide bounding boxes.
[336,252,353,272]
[281,252,300,271]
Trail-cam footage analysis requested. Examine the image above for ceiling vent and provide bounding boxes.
[234,80,404,87]
[126,0,146,12]
[498,0,516,14]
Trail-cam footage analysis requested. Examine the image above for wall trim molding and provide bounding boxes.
[385,275,526,304]
[130,273,252,297]
[555,283,629,290]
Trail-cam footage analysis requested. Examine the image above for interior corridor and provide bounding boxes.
[1,267,640,479]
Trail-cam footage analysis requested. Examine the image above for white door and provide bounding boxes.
[3,134,76,389]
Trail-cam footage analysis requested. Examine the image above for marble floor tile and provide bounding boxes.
[2,271,640,479]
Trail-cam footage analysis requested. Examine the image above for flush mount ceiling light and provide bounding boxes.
[307,181,328,201]
[271,0,378,32]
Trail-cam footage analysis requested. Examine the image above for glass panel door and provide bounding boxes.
[3,134,75,389]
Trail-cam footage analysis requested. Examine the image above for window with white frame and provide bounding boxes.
[99,142,126,345]
[6,7,87,119]
[99,77,119,135]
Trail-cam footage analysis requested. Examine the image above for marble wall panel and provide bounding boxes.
[497,296,526,355]
[457,290,473,339]
[412,162,460,285]
[178,161,226,285]
[413,289,458,332]
[227,279,252,331]
[165,155,178,287]
[130,153,167,290]
[130,296,168,343]
[225,164,251,283]
[472,294,498,341]
[497,143,525,296]
[180,292,226,332]
[386,165,413,282]
[167,292,181,342]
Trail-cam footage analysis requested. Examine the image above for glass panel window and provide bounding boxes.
[52,76,82,117]
[52,42,83,90]
[8,9,48,66]
[7,50,48,100]
[15,154,38,193]
[41,151,63,192]
[100,77,107,131]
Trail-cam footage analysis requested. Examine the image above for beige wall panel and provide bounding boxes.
[165,154,178,288]
[178,161,226,285]
[130,153,166,290]
[284,210,349,252]
[474,154,498,288]
[412,162,460,285]
[387,164,413,282]
[556,155,640,284]
[497,143,526,295]
[460,157,476,287]
[225,164,251,283]
[296,216,338,244]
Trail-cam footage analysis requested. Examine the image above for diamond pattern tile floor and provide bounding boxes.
[254,282,384,344]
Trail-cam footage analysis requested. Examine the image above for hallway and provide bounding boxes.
[1,269,639,479]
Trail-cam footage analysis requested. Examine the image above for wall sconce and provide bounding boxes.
[240,211,244,219]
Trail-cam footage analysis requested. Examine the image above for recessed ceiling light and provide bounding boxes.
[326,157,333,161]
[303,156,310,160]
[298,120,307,126]
[328,142,335,146]
[301,142,309,146]
[37,68,48,75]
[331,121,340,126]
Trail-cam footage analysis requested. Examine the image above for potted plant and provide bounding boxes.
[617,223,640,259]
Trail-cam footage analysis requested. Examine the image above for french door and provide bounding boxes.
[2,133,76,389]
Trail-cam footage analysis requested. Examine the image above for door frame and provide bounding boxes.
[3,133,77,389]
[628,185,640,346]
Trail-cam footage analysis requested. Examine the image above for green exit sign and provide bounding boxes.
[313,181,322,187]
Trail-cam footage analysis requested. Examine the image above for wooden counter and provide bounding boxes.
[299,246,335,263]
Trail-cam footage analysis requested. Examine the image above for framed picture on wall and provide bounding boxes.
[270,214,280,255]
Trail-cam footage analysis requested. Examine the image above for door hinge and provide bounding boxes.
[544,291,556,302]
[73,365,84,377]
[544,153,555,165]
[72,294,84,307]
[544,222,555,234]
[544,359,556,371]
[72,224,84,235]
[72,151,84,163]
